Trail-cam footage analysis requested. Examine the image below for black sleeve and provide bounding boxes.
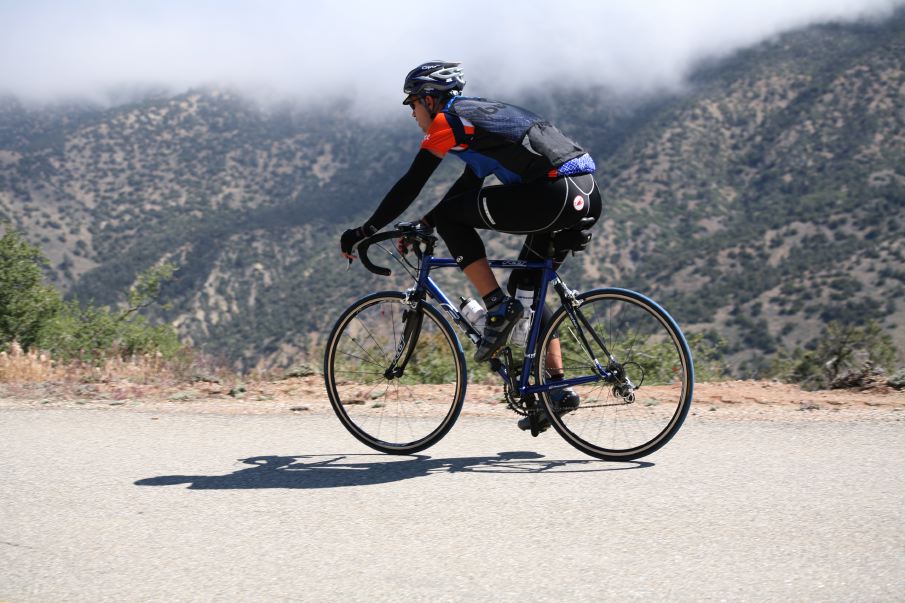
[363,149,442,232]
[422,165,484,227]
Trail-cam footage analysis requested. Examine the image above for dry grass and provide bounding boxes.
[4,340,903,421]
[0,341,188,386]
[0,342,59,382]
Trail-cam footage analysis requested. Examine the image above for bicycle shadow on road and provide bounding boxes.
[135,451,653,490]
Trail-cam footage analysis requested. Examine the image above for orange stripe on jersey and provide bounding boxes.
[420,113,475,156]
[420,113,457,156]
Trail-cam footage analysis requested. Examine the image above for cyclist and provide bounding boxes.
[340,60,602,430]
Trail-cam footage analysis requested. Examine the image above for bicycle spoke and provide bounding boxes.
[536,289,692,461]
[353,315,391,366]
[325,293,465,454]
[332,369,388,376]
[345,332,387,372]
[337,349,385,370]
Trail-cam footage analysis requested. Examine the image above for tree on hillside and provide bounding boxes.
[1,223,183,362]
[37,261,183,362]
[0,225,62,350]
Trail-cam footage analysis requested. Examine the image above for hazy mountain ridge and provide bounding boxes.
[0,90,427,369]
[590,16,905,372]
[1,14,904,372]
[1,92,411,281]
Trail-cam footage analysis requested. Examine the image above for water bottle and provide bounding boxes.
[459,297,486,332]
[510,288,535,347]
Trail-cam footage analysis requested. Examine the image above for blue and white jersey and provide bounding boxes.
[420,96,595,184]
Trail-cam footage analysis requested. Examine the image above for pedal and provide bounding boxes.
[524,394,544,437]
[517,411,551,436]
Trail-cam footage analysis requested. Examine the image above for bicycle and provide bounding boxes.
[323,221,694,461]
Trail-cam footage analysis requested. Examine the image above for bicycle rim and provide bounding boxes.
[537,288,693,461]
[324,292,466,454]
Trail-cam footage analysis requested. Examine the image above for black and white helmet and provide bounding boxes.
[402,61,465,104]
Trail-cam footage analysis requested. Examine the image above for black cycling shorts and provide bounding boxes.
[426,173,602,274]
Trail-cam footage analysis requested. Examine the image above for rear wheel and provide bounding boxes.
[535,288,693,461]
[324,292,466,454]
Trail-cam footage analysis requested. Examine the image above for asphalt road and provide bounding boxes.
[1,407,903,602]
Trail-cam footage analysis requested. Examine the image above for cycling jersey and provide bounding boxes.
[421,96,595,184]
[363,96,597,234]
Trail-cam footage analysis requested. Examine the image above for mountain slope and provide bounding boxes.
[585,15,905,372]
[1,13,904,372]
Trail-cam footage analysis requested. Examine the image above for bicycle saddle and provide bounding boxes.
[552,217,595,254]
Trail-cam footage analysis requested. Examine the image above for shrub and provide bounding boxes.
[888,368,905,390]
[0,226,63,350]
[770,321,898,390]
[1,224,185,366]
[687,331,729,382]
[37,301,182,363]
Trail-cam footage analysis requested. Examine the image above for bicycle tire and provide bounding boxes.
[535,288,694,461]
[324,291,467,454]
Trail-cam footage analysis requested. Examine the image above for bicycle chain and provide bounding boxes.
[499,352,638,416]
[506,395,634,415]
[504,378,636,415]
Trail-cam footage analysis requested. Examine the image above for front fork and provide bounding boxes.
[383,298,424,380]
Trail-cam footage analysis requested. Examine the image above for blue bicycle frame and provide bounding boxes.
[411,255,616,399]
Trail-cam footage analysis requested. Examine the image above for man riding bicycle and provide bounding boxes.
[340,60,602,430]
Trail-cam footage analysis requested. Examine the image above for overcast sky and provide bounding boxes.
[0,0,901,111]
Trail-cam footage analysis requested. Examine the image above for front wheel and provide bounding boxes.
[324,291,467,454]
[535,288,694,461]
